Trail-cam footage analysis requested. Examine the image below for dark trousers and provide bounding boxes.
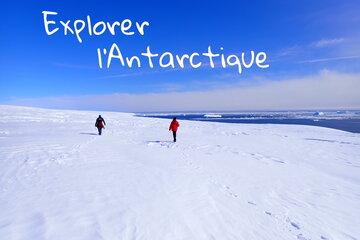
[172,131,177,142]
[97,127,102,135]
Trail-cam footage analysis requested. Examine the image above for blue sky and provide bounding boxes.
[1,0,360,111]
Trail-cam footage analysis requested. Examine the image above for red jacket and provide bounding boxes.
[95,117,106,129]
[169,120,179,131]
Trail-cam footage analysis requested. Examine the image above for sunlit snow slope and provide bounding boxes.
[0,105,359,240]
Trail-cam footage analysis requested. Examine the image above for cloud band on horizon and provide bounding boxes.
[4,70,360,112]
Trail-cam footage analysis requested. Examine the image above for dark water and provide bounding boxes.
[139,112,360,133]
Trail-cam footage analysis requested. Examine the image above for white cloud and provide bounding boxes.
[97,72,144,79]
[6,70,360,112]
[298,55,360,63]
[276,45,302,57]
[312,38,345,48]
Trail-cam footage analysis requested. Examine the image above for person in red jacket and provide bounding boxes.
[169,117,180,142]
[95,115,106,135]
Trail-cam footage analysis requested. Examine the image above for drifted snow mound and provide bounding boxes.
[0,105,359,240]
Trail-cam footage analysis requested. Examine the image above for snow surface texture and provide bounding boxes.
[0,105,359,240]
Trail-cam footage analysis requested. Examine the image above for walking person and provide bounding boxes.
[169,117,180,142]
[95,115,106,135]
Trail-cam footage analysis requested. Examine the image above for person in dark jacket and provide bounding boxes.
[169,117,180,142]
[95,115,106,135]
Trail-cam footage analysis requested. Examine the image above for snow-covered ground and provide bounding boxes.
[0,105,359,240]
